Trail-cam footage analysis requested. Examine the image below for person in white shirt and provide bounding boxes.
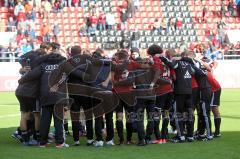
[106,11,116,30]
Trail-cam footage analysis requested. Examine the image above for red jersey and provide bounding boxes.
[152,56,164,71]
[192,75,199,89]
[113,60,141,93]
[207,71,221,92]
[155,63,174,95]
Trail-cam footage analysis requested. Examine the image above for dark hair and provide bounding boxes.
[147,44,163,56]
[40,42,52,50]
[165,49,176,57]
[70,45,82,56]
[51,42,61,50]
[92,48,104,58]
[114,49,129,60]
[181,51,191,57]
[130,47,140,54]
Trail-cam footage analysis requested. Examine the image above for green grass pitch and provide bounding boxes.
[0,89,239,159]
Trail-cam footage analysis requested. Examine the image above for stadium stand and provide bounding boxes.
[0,0,240,52]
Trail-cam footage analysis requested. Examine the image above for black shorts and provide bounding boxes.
[211,89,221,107]
[17,96,36,112]
[115,99,134,113]
[32,99,40,113]
[155,92,174,110]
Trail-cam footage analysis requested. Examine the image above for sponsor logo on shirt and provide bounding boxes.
[45,64,59,72]
[184,70,191,79]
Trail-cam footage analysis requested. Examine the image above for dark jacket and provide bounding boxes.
[131,31,140,41]
[15,51,43,98]
[18,53,66,106]
[172,60,194,94]
[194,61,212,90]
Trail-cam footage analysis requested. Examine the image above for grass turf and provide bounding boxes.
[0,89,239,159]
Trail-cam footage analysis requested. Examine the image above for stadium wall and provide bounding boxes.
[0,61,239,91]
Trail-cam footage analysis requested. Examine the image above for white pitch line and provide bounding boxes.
[0,113,20,119]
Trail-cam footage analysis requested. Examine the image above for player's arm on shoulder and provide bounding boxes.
[18,66,41,84]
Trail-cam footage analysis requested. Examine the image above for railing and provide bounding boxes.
[0,52,20,62]
[223,50,240,60]
[0,26,17,32]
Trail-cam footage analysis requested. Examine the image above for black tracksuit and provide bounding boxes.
[15,51,43,142]
[16,51,42,112]
[180,57,211,137]
[172,59,194,138]
[194,61,213,137]
[132,63,156,143]
[18,53,67,145]
[88,58,116,142]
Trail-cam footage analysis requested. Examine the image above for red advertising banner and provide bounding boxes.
[0,76,20,92]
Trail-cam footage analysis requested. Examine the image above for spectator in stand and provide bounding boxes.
[30,7,37,22]
[16,9,26,23]
[87,24,96,37]
[160,18,168,34]
[90,2,97,14]
[41,23,51,42]
[20,39,33,54]
[133,0,140,10]
[131,26,140,49]
[72,0,79,7]
[228,0,234,16]
[152,18,161,33]
[53,0,63,13]
[220,2,226,18]
[25,17,35,28]
[17,18,27,32]
[24,24,36,40]
[168,17,175,33]
[52,22,60,42]
[175,17,183,30]
[211,32,219,47]
[106,11,116,30]
[67,0,72,7]
[25,1,33,15]
[14,1,25,20]
[98,10,106,32]
[202,6,207,23]
[119,0,128,8]
[234,42,240,55]
[78,23,88,36]
[217,19,226,45]
[41,0,52,19]
[4,0,15,7]
[35,0,42,9]
[89,12,98,30]
[0,17,6,32]
[80,0,85,7]
[6,17,16,32]
[127,0,135,18]
[120,32,131,50]
[120,8,128,30]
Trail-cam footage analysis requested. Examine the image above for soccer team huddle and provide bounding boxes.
[13,42,222,148]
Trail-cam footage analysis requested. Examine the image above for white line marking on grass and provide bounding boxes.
[0,114,20,119]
